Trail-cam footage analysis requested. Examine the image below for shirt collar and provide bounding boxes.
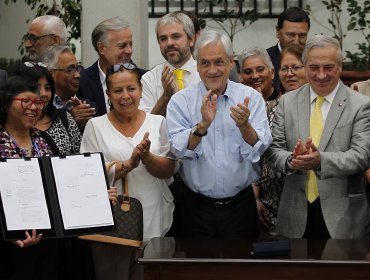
[53,95,73,110]
[166,56,196,73]
[199,80,231,100]
[278,42,282,52]
[98,59,106,82]
[309,82,340,105]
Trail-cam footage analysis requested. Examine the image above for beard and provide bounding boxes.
[162,47,190,66]
[26,50,40,62]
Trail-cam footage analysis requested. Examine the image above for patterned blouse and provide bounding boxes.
[256,98,286,231]
[0,125,52,158]
[39,111,82,155]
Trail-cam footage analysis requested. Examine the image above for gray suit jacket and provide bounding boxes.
[266,82,370,238]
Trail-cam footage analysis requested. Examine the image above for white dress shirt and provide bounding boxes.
[140,56,200,112]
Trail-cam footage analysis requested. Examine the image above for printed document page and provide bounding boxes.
[51,154,114,230]
[0,158,51,230]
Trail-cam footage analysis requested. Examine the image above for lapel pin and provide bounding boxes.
[338,103,343,107]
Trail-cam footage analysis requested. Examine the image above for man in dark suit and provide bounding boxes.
[266,7,310,92]
[78,17,146,116]
[266,35,370,239]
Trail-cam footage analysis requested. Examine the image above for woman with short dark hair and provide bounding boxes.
[16,62,81,155]
[0,75,57,279]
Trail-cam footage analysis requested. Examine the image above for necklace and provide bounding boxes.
[4,127,40,157]
[108,112,144,139]
[21,146,33,157]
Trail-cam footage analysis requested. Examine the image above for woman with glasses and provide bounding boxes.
[80,63,175,280]
[16,62,82,155]
[253,45,307,237]
[0,75,57,279]
[239,47,280,101]
[278,45,307,94]
[15,62,92,279]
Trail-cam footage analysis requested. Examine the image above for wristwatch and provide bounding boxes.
[191,123,207,137]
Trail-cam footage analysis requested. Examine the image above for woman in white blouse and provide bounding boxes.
[80,63,175,280]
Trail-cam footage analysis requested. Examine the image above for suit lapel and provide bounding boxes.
[297,85,311,141]
[320,82,347,151]
[88,62,107,116]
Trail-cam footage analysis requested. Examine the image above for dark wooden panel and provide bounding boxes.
[139,238,370,280]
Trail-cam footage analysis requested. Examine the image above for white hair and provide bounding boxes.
[302,34,342,66]
[193,30,233,61]
[32,15,69,45]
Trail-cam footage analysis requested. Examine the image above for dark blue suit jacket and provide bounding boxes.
[77,61,106,116]
[77,61,147,116]
[266,44,281,92]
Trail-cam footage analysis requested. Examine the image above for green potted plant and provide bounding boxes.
[340,0,370,85]
[198,0,259,45]
[306,0,370,85]
[3,0,81,56]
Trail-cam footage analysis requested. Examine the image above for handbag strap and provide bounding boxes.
[106,160,131,212]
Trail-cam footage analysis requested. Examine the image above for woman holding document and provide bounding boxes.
[0,75,56,279]
[80,63,175,280]
[0,71,117,279]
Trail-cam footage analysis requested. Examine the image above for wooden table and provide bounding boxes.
[138,237,370,280]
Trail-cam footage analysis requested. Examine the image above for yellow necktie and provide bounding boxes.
[173,69,185,90]
[306,96,325,203]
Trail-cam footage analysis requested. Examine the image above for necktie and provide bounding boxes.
[173,69,185,90]
[306,96,325,203]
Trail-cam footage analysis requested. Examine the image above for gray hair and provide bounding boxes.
[302,34,342,66]
[193,30,233,61]
[43,45,73,69]
[239,47,274,71]
[155,12,195,41]
[32,15,68,45]
[92,17,130,52]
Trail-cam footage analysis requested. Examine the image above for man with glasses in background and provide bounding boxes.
[43,46,95,130]
[266,7,310,92]
[23,15,68,62]
[78,17,146,117]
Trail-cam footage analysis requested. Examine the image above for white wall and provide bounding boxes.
[0,1,36,60]
[80,0,148,68]
[147,0,366,69]
[0,0,367,70]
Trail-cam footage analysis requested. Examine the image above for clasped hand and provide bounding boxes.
[161,66,178,98]
[200,90,251,130]
[127,132,152,171]
[290,137,321,171]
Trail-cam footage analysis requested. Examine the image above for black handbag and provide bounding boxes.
[79,161,143,247]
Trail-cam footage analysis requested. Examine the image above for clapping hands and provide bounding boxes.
[291,137,321,171]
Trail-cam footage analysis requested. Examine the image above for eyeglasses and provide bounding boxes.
[279,66,305,74]
[24,61,47,68]
[22,33,55,45]
[107,63,138,76]
[13,98,46,110]
[51,64,83,75]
